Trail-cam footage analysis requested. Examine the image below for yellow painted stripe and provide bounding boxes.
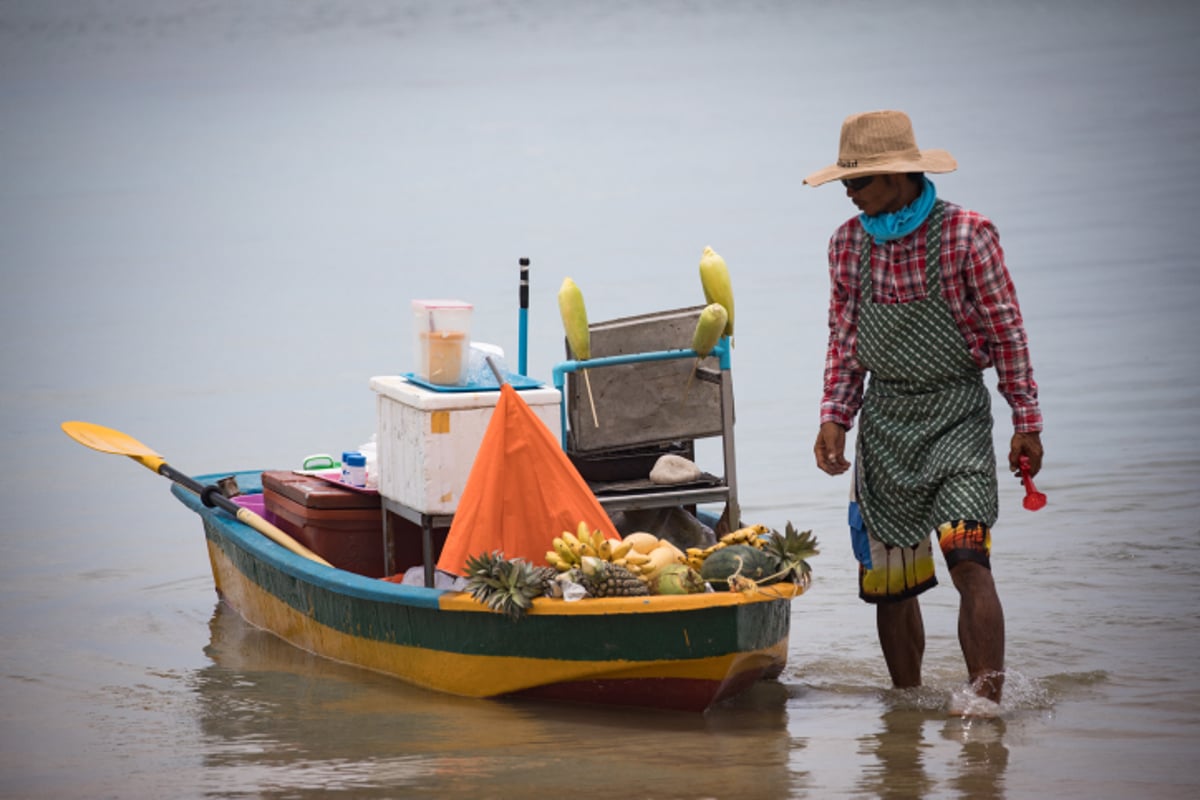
[437,581,802,615]
[207,542,788,698]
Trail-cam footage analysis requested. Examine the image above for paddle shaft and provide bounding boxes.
[157,462,235,514]
[158,462,333,566]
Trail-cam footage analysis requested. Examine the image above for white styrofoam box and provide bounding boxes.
[369,376,562,515]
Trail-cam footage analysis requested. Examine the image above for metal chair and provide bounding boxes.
[552,306,739,528]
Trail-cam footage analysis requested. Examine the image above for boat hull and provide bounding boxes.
[180,472,800,712]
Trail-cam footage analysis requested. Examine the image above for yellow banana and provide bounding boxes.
[579,541,597,559]
[598,539,613,561]
[624,552,651,567]
[699,246,734,339]
[721,523,770,548]
[610,540,633,561]
[577,521,591,540]
[691,303,728,359]
[553,538,577,564]
[562,530,581,548]
[558,279,591,361]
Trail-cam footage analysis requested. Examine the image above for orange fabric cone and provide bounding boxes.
[436,384,619,575]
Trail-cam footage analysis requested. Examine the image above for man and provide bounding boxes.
[803,110,1043,713]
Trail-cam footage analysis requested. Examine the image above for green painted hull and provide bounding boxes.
[173,471,800,712]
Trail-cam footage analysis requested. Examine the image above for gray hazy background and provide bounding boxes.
[2,2,1198,798]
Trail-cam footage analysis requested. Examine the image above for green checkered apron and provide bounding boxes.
[854,201,998,548]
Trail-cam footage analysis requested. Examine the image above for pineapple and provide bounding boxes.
[762,522,820,588]
[464,551,556,619]
[579,560,649,598]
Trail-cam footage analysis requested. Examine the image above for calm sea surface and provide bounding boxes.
[2,1,1198,798]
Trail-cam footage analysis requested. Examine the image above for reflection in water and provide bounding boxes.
[856,709,937,800]
[942,717,1010,800]
[190,601,801,798]
[855,703,1009,800]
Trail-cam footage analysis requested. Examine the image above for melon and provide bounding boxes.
[700,544,778,591]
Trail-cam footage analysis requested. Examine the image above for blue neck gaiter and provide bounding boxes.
[860,177,937,243]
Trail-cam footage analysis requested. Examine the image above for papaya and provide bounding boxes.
[621,532,661,555]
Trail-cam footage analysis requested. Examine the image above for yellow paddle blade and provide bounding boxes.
[61,421,166,471]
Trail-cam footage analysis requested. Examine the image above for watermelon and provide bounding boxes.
[699,544,779,591]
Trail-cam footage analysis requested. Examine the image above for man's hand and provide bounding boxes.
[1009,431,1043,477]
[815,422,851,475]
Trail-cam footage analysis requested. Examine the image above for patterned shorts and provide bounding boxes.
[851,504,992,604]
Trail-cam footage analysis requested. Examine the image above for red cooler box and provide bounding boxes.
[260,470,448,578]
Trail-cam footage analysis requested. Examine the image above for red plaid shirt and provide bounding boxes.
[821,200,1042,433]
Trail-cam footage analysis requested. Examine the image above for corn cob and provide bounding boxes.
[692,302,728,358]
[699,246,734,339]
[683,302,729,402]
[557,277,598,427]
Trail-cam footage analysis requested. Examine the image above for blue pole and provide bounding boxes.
[518,258,529,377]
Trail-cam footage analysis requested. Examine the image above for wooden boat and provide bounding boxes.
[66,311,809,713]
[171,469,802,713]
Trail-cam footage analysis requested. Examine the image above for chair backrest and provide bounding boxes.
[565,306,724,454]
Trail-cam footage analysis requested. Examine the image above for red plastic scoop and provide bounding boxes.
[1019,456,1047,511]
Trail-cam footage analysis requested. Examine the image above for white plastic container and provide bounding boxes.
[412,299,473,385]
[369,375,562,515]
[341,452,367,488]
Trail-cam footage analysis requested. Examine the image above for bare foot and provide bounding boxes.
[948,686,1002,718]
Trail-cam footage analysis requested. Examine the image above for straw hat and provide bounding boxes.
[803,110,957,187]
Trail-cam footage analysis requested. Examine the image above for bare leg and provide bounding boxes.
[876,596,924,688]
[948,561,1005,702]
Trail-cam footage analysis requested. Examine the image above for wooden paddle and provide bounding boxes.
[61,421,334,567]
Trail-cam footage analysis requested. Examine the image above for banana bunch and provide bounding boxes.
[546,521,630,572]
[686,524,770,571]
[546,526,688,585]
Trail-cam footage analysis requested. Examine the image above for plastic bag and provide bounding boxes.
[465,342,510,387]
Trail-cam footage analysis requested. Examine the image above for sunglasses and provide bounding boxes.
[841,175,876,191]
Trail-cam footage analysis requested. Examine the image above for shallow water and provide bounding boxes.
[2,1,1199,798]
